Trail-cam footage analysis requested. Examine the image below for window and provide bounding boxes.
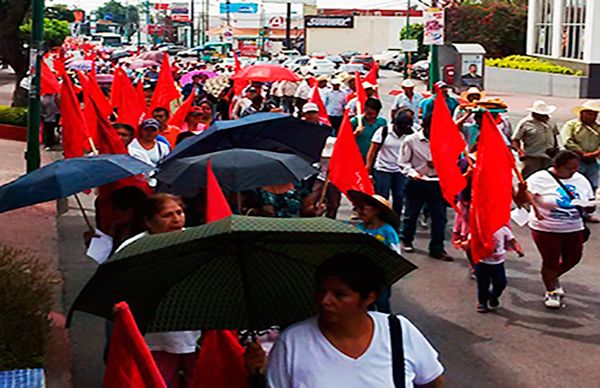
[561,0,586,59]
[535,0,554,55]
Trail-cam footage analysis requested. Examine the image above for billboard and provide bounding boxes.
[423,8,444,45]
[305,16,354,29]
[219,3,259,14]
[171,2,190,22]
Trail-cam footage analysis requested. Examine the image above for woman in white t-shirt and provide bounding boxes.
[267,253,445,388]
[366,111,414,218]
[516,150,596,309]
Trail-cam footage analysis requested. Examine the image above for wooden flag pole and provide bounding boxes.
[316,173,330,209]
[88,137,99,155]
[73,194,95,232]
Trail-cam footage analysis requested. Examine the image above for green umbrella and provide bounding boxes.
[68,216,416,332]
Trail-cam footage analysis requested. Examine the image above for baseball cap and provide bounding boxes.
[302,102,319,113]
[140,118,161,130]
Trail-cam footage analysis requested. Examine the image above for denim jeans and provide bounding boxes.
[373,170,408,217]
[474,262,507,305]
[579,159,599,193]
[400,179,447,254]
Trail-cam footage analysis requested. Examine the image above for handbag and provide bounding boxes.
[548,171,591,242]
[388,314,405,388]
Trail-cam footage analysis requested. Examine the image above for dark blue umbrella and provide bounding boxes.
[156,148,318,196]
[162,113,331,165]
[0,154,153,213]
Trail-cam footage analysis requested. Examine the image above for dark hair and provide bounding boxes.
[142,193,184,220]
[176,131,196,144]
[365,98,382,113]
[553,150,579,167]
[315,253,386,299]
[112,123,134,135]
[111,186,148,219]
[393,111,414,136]
[152,107,169,118]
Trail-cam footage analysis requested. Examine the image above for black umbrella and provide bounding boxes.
[156,148,318,196]
[161,113,331,165]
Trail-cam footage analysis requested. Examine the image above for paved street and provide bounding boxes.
[1,69,599,387]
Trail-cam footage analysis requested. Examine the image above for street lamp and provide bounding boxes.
[25,0,44,172]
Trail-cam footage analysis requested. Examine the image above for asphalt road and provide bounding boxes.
[61,71,600,387]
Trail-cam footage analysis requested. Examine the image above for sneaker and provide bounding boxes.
[544,291,561,309]
[420,215,429,228]
[402,242,415,253]
[476,303,489,313]
[554,285,565,297]
[489,297,500,309]
[429,251,454,262]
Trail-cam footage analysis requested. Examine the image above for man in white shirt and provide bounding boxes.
[128,119,171,168]
[295,77,312,116]
[391,79,424,120]
[232,87,259,119]
[324,78,346,133]
[279,81,298,114]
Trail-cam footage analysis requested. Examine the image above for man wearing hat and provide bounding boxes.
[562,100,600,197]
[391,79,424,120]
[324,78,346,132]
[294,75,312,116]
[419,81,459,120]
[128,118,171,168]
[512,100,559,178]
[346,82,378,118]
[301,102,321,125]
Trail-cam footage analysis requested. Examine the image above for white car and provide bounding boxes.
[284,56,310,72]
[300,58,336,76]
[373,50,403,69]
[177,46,203,57]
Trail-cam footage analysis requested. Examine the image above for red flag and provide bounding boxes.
[364,62,379,85]
[309,86,331,126]
[113,69,145,129]
[206,160,233,223]
[354,72,367,115]
[233,51,241,73]
[190,330,249,388]
[60,76,91,158]
[430,90,467,208]
[88,69,113,119]
[308,76,317,89]
[469,112,516,263]
[149,53,181,114]
[103,302,166,388]
[89,96,128,155]
[41,60,60,96]
[232,52,248,96]
[110,68,124,108]
[54,54,66,78]
[329,111,374,195]
[136,81,147,115]
[168,89,195,129]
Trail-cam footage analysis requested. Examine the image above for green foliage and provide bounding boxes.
[445,2,527,58]
[487,55,584,76]
[94,0,139,25]
[0,106,27,126]
[20,18,71,48]
[0,246,59,370]
[400,23,428,62]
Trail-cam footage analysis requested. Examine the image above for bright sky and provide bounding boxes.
[51,0,408,13]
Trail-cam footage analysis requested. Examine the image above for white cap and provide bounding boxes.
[362,81,378,89]
[400,79,416,88]
[302,102,319,113]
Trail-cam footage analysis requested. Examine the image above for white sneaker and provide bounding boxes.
[554,285,565,297]
[544,291,561,309]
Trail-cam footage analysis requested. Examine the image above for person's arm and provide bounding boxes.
[397,140,421,179]
[365,142,381,175]
[454,109,473,129]
[416,376,445,388]
[511,120,527,159]
[561,121,585,155]
[507,238,525,257]
[266,338,292,388]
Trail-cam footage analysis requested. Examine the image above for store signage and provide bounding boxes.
[219,3,258,14]
[304,16,354,29]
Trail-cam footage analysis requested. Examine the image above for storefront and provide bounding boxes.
[527,0,600,97]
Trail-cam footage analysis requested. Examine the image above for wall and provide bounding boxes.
[485,66,588,98]
[306,16,423,54]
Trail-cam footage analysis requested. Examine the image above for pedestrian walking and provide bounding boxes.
[351,98,387,160]
[515,150,596,309]
[474,225,524,313]
[128,119,171,168]
[419,81,459,120]
[41,93,60,149]
[324,78,346,133]
[267,253,445,388]
[511,100,559,179]
[561,100,600,202]
[397,116,452,261]
[390,79,424,120]
[279,81,298,114]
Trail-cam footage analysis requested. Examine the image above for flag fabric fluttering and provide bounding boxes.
[309,85,331,126]
[206,159,233,223]
[328,111,374,195]
[103,302,166,388]
[149,53,181,114]
[168,89,195,129]
[469,111,516,263]
[41,60,61,96]
[113,68,145,129]
[354,71,367,115]
[364,62,379,87]
[60,76,91,158]
[430,89,467,209]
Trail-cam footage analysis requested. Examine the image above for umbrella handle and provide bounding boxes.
[73,194,95,232]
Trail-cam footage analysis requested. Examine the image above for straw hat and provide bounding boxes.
[316,75,329,82]
[475,97,508,112]
[347,190,400,230]
[460,86,485,101]
[330,78,342,85]
[572,100,600,115]
[321,136,336,158]
[203,74,231,98]
[526,100,557,115]
[338,72,353,82]
[400,79,416,88]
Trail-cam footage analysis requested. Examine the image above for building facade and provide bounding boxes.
[527,0,600,97]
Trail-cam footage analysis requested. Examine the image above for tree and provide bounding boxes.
[400,23,428,62]
[20,18,71,48]
[0,0,31,105]
[94,0,139,26]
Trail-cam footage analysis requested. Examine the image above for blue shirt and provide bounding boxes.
[324,89,347,117]
[356,223,401,254]
[419,95,459,120]
[392,92,424,116]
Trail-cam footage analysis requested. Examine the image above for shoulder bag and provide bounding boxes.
[548,171,591,242]
[389,314,406,388]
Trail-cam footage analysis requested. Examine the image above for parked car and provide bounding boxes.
[411,60,429,81]
[284,55,310,72]
[300,58,336,76]
[336,63,367,76]
[281,49,301,57]
[373,50,404,70]
[159,44,187,55]
[326,55,344,69]
[341,50,358,62]
[350,55,376,71]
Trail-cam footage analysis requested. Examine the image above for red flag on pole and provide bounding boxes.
[103,302,166,388]
[168,89,195,129]
[60,76,91,158]
[149,53,181,114]
[136,81,147,114]
[233,50,242,73]
[113,69,145,129]
[430,90,467,208]
[87,70,113,119]
[110,68,125,108]
[364,62,379,86]
[190,330,249,388]
[232,51,248,96]
[89,97,128,155]
[469,112,516,263]
[329,111,374,195]
[206,160,233,223]
[309,85,331,126]
[354,71,367,115]
[41,60,60,96]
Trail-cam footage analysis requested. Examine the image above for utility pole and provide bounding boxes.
[25,0,44,172]
[404,0,411,79]
[285,2,291,49]
[226,0,231,27]
[429,0,441,90]
[190,0,195,46]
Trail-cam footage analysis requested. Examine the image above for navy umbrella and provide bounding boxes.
[157,148,318,196]
[0,154,153,214]
[161,113,331,165]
